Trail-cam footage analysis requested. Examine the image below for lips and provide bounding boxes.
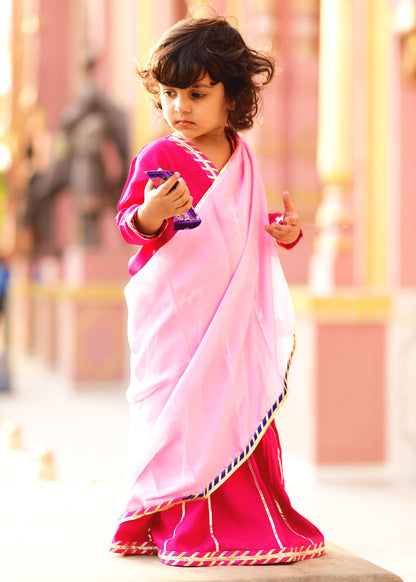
[176,120,193,126]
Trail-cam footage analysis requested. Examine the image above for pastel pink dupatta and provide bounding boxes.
[121,136,295,519]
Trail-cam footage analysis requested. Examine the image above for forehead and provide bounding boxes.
[160,73,217,89]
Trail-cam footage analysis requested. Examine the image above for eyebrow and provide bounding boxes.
[159,81,216,90]
[192,82,216,88]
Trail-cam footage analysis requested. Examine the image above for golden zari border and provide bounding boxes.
[112,540,157,556]
[156,542,325,566]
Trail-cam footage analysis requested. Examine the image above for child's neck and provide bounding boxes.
[183,129,232,172]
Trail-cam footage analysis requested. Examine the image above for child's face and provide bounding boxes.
[159,73,231,143]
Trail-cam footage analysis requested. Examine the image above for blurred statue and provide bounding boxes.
[61,51,129,245]
[21,141,67,256]
[22,51,129,250]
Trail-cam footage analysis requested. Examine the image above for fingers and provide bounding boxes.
[265,221,300,244]
[175,196,194,214]
[146,172,192,215]
[170,178,188,199]
[265,222,286,238]
[155,173,186,197]
[265,191,301,244]
[165,172,181,191]
[146,172,186,199]
[168,178,192,212]
[152,172,180,193]
[281,191,300,228]
[145,171,179,191]
[282,191,296,214]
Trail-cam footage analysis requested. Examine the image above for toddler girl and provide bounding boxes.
[111,15,324,567]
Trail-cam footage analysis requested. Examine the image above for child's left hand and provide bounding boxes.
[264,191,301,245]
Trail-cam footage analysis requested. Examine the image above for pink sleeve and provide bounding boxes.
[116,150,168,246]
[268,212,303,250]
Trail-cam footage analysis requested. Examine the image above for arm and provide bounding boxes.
[116,154,157,246]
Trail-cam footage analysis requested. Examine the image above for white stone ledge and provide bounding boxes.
[110,543,403,581]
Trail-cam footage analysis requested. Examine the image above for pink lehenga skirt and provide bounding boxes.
[111,423,324,566]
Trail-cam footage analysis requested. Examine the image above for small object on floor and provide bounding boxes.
[35,448,57,482]
[4,421,23,451]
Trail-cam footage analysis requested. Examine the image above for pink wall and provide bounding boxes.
[93,0,112,94]
[316,324,385,464]
[249,1,320,284]
[38,0,72,131]
[57,296,127,384]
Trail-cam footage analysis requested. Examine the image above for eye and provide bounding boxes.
[162,89,176,97]
[191,92,205,99]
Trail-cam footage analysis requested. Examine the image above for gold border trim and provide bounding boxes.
[111,540,326,564]
[159,542,325,566]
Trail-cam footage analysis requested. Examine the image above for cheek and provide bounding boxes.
[211,100,228,118]
[161,102,172,116]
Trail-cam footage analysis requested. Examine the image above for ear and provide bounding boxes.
[226,94,236,111]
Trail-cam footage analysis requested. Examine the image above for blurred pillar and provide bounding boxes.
[132,1,154,149]
[389,0,416,481]
[309,0,355,293]
[395,0,416,286]
[132,0,187,149]
[366,0,390,288]
[239,0,321,285]
[302,0,391,470]
[38,0,72,132]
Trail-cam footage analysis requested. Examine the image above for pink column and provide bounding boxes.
[243,0,320,285]
[309,0,390,468]
[399,42,416,286]
[38,0,72,131]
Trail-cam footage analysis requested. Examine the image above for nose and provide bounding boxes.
[174,94,191,114]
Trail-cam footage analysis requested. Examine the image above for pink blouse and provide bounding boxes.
[117,131,301,275]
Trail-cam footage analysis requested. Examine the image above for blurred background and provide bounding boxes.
[0,1,415,581]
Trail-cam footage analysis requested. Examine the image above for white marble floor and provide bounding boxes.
[0,355,414,581]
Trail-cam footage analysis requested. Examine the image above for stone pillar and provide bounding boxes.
[309,0,355,293]
[394,0,416,287]
[388,0,416,481]
[240,0,321,284]
[293,0,393,473]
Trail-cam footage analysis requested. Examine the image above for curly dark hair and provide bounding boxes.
[137,16,275,131]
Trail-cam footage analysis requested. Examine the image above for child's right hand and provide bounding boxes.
[136,172,193,236]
